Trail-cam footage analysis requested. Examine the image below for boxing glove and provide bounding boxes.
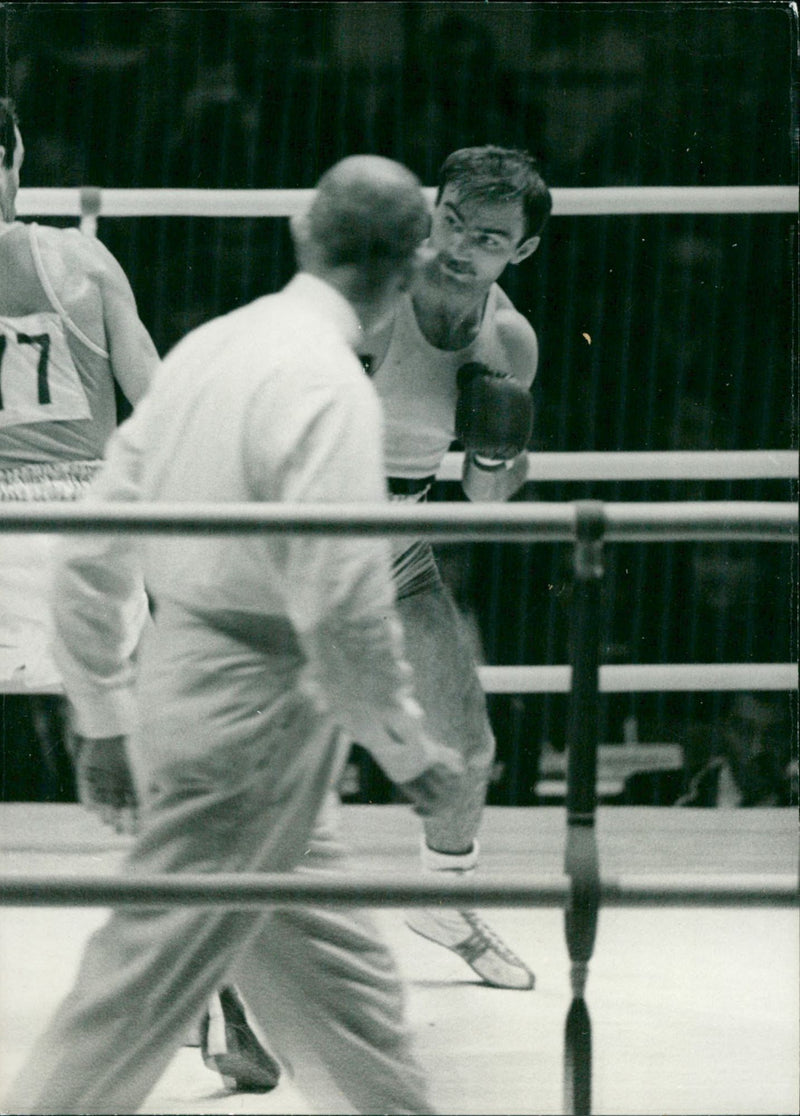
[455,362,533,467]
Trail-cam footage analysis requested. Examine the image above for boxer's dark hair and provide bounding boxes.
[436,146,552,241]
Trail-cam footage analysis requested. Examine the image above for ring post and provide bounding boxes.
[79,186,102,238]
[563,501,605,1116]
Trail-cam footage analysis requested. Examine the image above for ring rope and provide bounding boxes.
[3,662,795,697]
[0,872,795,909]
[478,663,798,693]
[0,454,792,495]
[438,450,798,483]
[0,500,795,542]
[15,185,799,221]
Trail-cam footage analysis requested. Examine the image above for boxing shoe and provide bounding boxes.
[405,841,535,991]
[200,986,280,1092]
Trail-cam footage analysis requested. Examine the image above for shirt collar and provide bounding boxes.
[283,272,362,350]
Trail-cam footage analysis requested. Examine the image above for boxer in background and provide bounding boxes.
[0,96,157,710]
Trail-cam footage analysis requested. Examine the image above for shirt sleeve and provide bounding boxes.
[50,398,152,737]
[247,371,442,785]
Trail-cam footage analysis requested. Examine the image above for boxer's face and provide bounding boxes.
[427,185,539,292]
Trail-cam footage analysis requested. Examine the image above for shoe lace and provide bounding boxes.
[460,911,528,966]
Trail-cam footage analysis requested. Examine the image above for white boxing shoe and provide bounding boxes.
[406,907,535,989]
[406,840,535,991]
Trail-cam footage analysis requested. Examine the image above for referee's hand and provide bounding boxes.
[68,734,139,835]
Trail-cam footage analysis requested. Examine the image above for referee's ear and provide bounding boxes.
[290,212,310,250]
[290,212,316,272]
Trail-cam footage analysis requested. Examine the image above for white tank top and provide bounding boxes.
[371,285,509,480]
[0,222,115,469]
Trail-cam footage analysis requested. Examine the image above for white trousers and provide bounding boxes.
[5,601,433,1115]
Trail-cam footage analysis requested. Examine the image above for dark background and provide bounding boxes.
[1,1,797,806]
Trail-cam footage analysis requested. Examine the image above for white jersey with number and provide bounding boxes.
[0,221,119,685]
[0,221,117,469]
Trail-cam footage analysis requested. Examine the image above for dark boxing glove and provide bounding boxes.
[455,362,533,467]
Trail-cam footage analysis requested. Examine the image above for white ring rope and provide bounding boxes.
[439,450,798,483]
[6,663,795,698]
[478,663,798,693]
[15,184,799,221]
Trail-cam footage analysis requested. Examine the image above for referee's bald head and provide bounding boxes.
[296,156,430,275]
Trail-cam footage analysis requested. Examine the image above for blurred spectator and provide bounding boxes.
[677,693,796,807]
[368,13,523,182]
[530,24,645,187]
[165,58,261,189]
